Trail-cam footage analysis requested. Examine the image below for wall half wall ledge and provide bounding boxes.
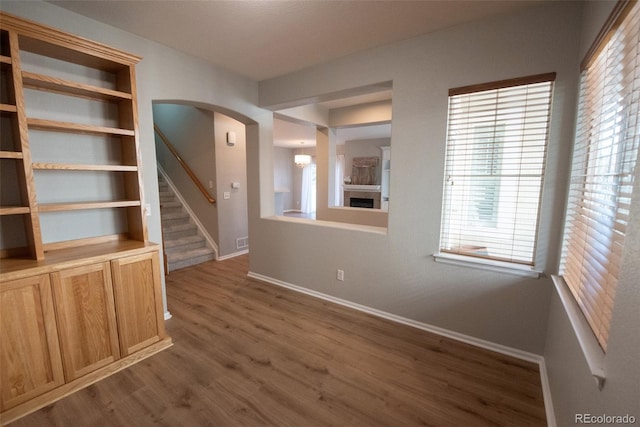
[550,275,606,390]
[433,252,542,278]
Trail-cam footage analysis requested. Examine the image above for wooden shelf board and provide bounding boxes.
[27,118,135,136]
[22,71,132,102]
[32,163,137,172]
[39,200,141,212]
[0,103,17,113]
[0,151,24,159]
[0,239,160,280]
[0,206,30,215]
[0,55,11,65]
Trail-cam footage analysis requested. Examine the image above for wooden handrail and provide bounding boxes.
[154,124,216,204]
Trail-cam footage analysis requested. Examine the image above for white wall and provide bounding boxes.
[543,2,640,424]
[273,147,294,211]
[255,1,583,354]
[213,112,248,256]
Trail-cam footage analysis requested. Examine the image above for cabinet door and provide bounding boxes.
[111,251,165,356]
[0,275,64,411]
[51,263,120,381]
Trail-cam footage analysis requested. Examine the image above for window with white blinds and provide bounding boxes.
[560,0,639,351]
[440,73,555,265]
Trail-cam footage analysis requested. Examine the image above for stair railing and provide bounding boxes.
[154,124,216,204]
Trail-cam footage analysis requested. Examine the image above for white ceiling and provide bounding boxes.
[273,88,393,148]
[273,117,391,148]
[48,0,546,82]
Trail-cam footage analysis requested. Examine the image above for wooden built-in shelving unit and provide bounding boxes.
[0,12,171,424]
[0,11,146,259]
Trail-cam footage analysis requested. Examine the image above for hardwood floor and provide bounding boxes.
[8,255,546,426]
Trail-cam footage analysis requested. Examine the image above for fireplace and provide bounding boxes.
[350,197,375,209]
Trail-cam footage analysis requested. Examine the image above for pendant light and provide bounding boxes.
[294,141,311,168]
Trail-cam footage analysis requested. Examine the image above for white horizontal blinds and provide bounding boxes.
[560,0,639,351]
[440,74,555,265]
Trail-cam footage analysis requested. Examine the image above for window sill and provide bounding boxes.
[266,215,388,235]
[550,275,606,389]
[432,252,542,278]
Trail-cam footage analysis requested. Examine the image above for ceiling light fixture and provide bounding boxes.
[294,142,311,168]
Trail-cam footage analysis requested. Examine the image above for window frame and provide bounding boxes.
[437,73,556,269]
[557,0,639,354]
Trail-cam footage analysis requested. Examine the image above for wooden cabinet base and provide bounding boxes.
[1,337,172,424]
[0,242,172,424]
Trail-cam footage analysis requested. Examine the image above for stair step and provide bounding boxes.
[160,201,181,209]
[163,221,197,236]
[160,207,184,216]
[166,241,206,255]
[162,218,191,231]
[161,211,189,221]
[164,234,205,249]
[168,247,216,271]
[162,220,193,231]
[163,228,198,240]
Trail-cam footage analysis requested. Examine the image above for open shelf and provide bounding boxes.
[32,163,137,171]
[17,34,140,72]
[39,200,141,212]
[0,103,17,113]
[22,71,132,101]
[27,118,135,136]
[0,151,23,159]
[0,206,30,216]
[2,11,148,261]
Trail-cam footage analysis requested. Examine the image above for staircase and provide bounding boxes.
[158,174,216,272]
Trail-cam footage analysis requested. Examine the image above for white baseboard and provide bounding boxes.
[217,249,249,261]
[247,270,555,425]
[538,358,556,427]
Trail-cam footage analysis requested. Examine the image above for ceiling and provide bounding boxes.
[48,0,546,82]
[273,117,391,148]
[273,89,393,148]
[45,0,547,148]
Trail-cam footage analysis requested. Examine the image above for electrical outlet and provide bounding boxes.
[337,269,344,281]
[223,192,231,200]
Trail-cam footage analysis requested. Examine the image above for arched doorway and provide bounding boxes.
[152,100,256,271]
